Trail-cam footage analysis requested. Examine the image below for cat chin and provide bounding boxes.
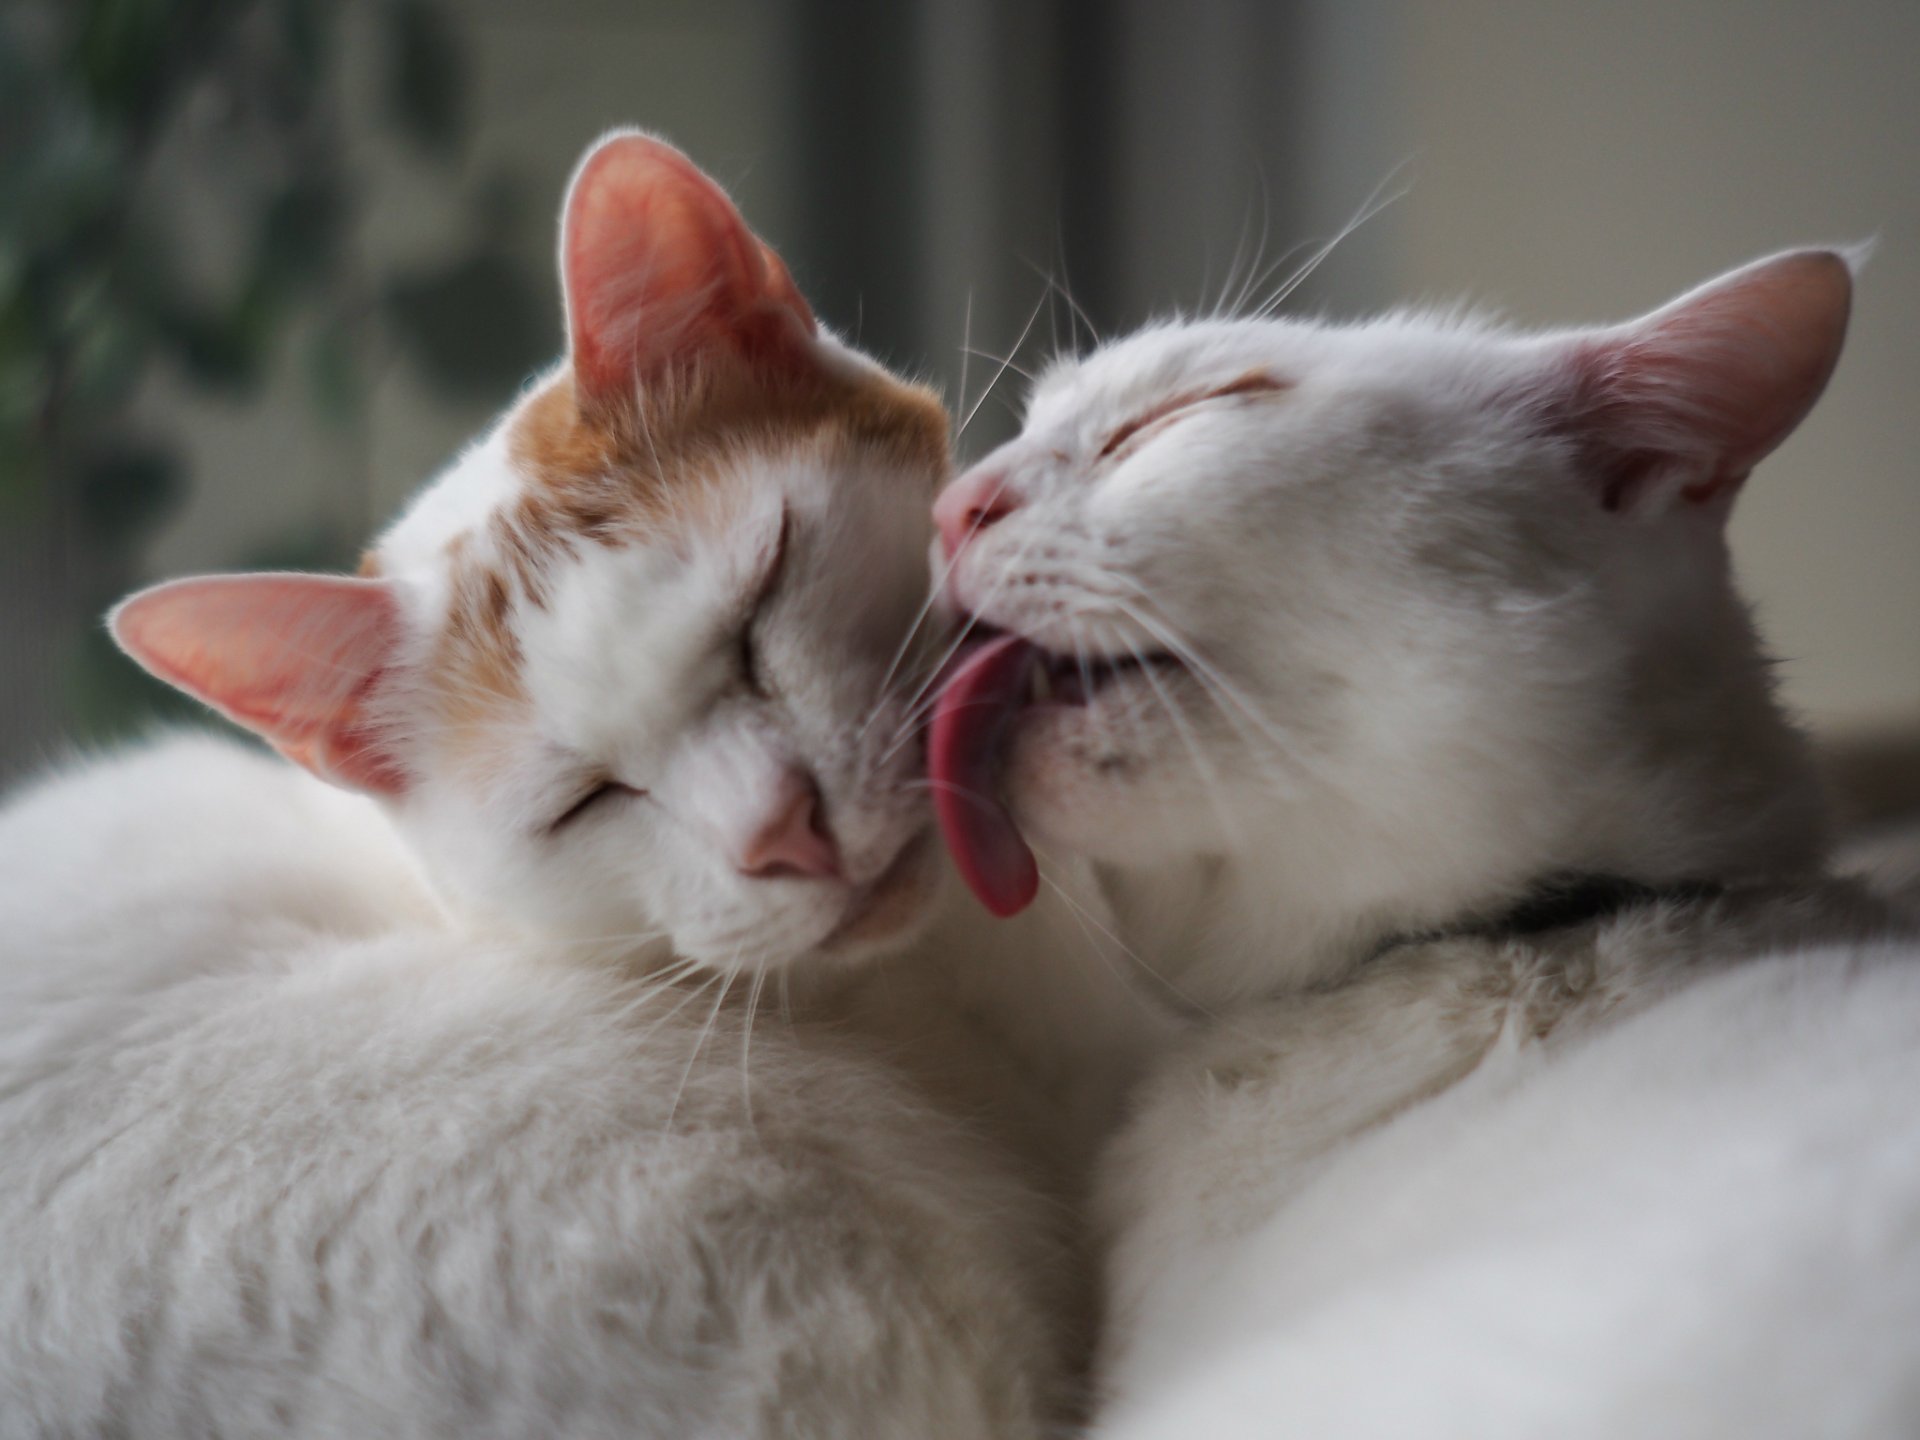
[815,829,942,959]
[1004,739,1178,869]
[664,828,943,976]
[994,685,1243,867]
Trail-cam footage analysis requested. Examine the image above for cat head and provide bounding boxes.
[930,251,1850,984]
[113,132,951,975]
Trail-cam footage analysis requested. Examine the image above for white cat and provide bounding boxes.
[930,249,1920,1435]
[0,132,1074,1438]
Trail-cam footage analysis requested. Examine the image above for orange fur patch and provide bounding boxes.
[427,349,949,758]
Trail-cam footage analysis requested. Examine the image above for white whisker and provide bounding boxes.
[663,969,732,1133]
[1027,851,1219,1020]
[1254,160,1413,320]
[740,965,766,1130]
[1022,253,1101,354]
[956,284,1050,443]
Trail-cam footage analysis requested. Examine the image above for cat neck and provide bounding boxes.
[1100,652,1831,1009]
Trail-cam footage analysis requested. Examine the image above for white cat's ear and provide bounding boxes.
[559,130,817,413]
[111,574,409,795]
[1544,248,1853,516]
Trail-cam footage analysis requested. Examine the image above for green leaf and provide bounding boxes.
[257,174,343,293]
[384,0,465,157]
[304,316,362,427]
[0,438,49,518]
[158,277,282,394]
[74,441,183,547]
[70,0,248,128]
[275,0,328,91]
[0,285,46,434]
[70,0,170,120]
[384,249,550,402]
[65,297,149,411]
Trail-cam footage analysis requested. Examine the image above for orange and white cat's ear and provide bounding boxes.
[1547,248,1854,517]
[111,574,410,795]
[560,129,817,413]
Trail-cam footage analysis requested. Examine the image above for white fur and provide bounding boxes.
[941,252,1920,1433]
[0,740,1067,1437]
[1094,891,1920,1438]
[951,306,1824,1002]
[0,230,1088,1436]
[373,357,944,977]
[0,122,1188,1433]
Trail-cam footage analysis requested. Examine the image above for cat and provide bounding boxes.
[928,247,1920,1436]
[0,131,1073,1438]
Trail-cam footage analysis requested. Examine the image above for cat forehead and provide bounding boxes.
[1028,321,1285,424]
[517,531,747,758]
[1026,312,1520,431]
[375,343,947,755]
[382,339,946,564]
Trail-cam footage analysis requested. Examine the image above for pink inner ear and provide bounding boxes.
[111,574,408,795]
[1557,249,1852,514]
[561,131,817,408]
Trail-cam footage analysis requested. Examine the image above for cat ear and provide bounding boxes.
[560,130,817,414]
[111,574,409,795]
[1543,248,1854,516]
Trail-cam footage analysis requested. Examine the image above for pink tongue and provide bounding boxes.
[928,633,1041,917]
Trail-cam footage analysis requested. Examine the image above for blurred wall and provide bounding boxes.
[144,0,794,579]
[117,0,1920,764]
[1374,0,1920,738]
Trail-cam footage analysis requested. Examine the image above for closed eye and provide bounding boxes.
[738,505,792,697]
[547,779,645,834]
[1097,371,1292,461]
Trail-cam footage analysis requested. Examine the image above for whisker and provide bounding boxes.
[1034,871,1173,1025]
[858,607,944,743]
[1022,253,1100,354]
[1099,579,1324,787]
[956,283,1050,443]
[959,345,1035,383]
[956,288,974,441]
[877,617,989,762]
[1226,162,1277,321]
[1254,159,1413,320]
[740,965,766,1130]
[663,968,733,1133]
[1208,184,1262,323]
[632,965,724,1047]
[1027,849,1220,1020]
[884,497,1059,738]
[862,289,1062,746]
[602,955,709,1032]
[545,926,673,950]
[1115,626,1249,848]
[1226,235,1320,322]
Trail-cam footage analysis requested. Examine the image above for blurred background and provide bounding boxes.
[2,0,1916,816]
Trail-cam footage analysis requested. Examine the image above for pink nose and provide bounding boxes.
[933,467,1020,560]
[737,772,841,880]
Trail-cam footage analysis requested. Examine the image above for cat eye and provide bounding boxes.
[737,506,792,697]
[547,779,645,834]
[1097,371,1292,462]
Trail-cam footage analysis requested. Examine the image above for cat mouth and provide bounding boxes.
[927,621,1179,919]
[820,830,937,951]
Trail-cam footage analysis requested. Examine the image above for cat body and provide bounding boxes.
[1096,885,1920,1438]
[929,249,1920,1432]
[0,132,1089,1437]
[0,737,1063,1439]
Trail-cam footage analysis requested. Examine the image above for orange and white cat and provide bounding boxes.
[0,134,1071,1438]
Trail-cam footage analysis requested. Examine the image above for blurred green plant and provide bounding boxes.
[0,0,548,745]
